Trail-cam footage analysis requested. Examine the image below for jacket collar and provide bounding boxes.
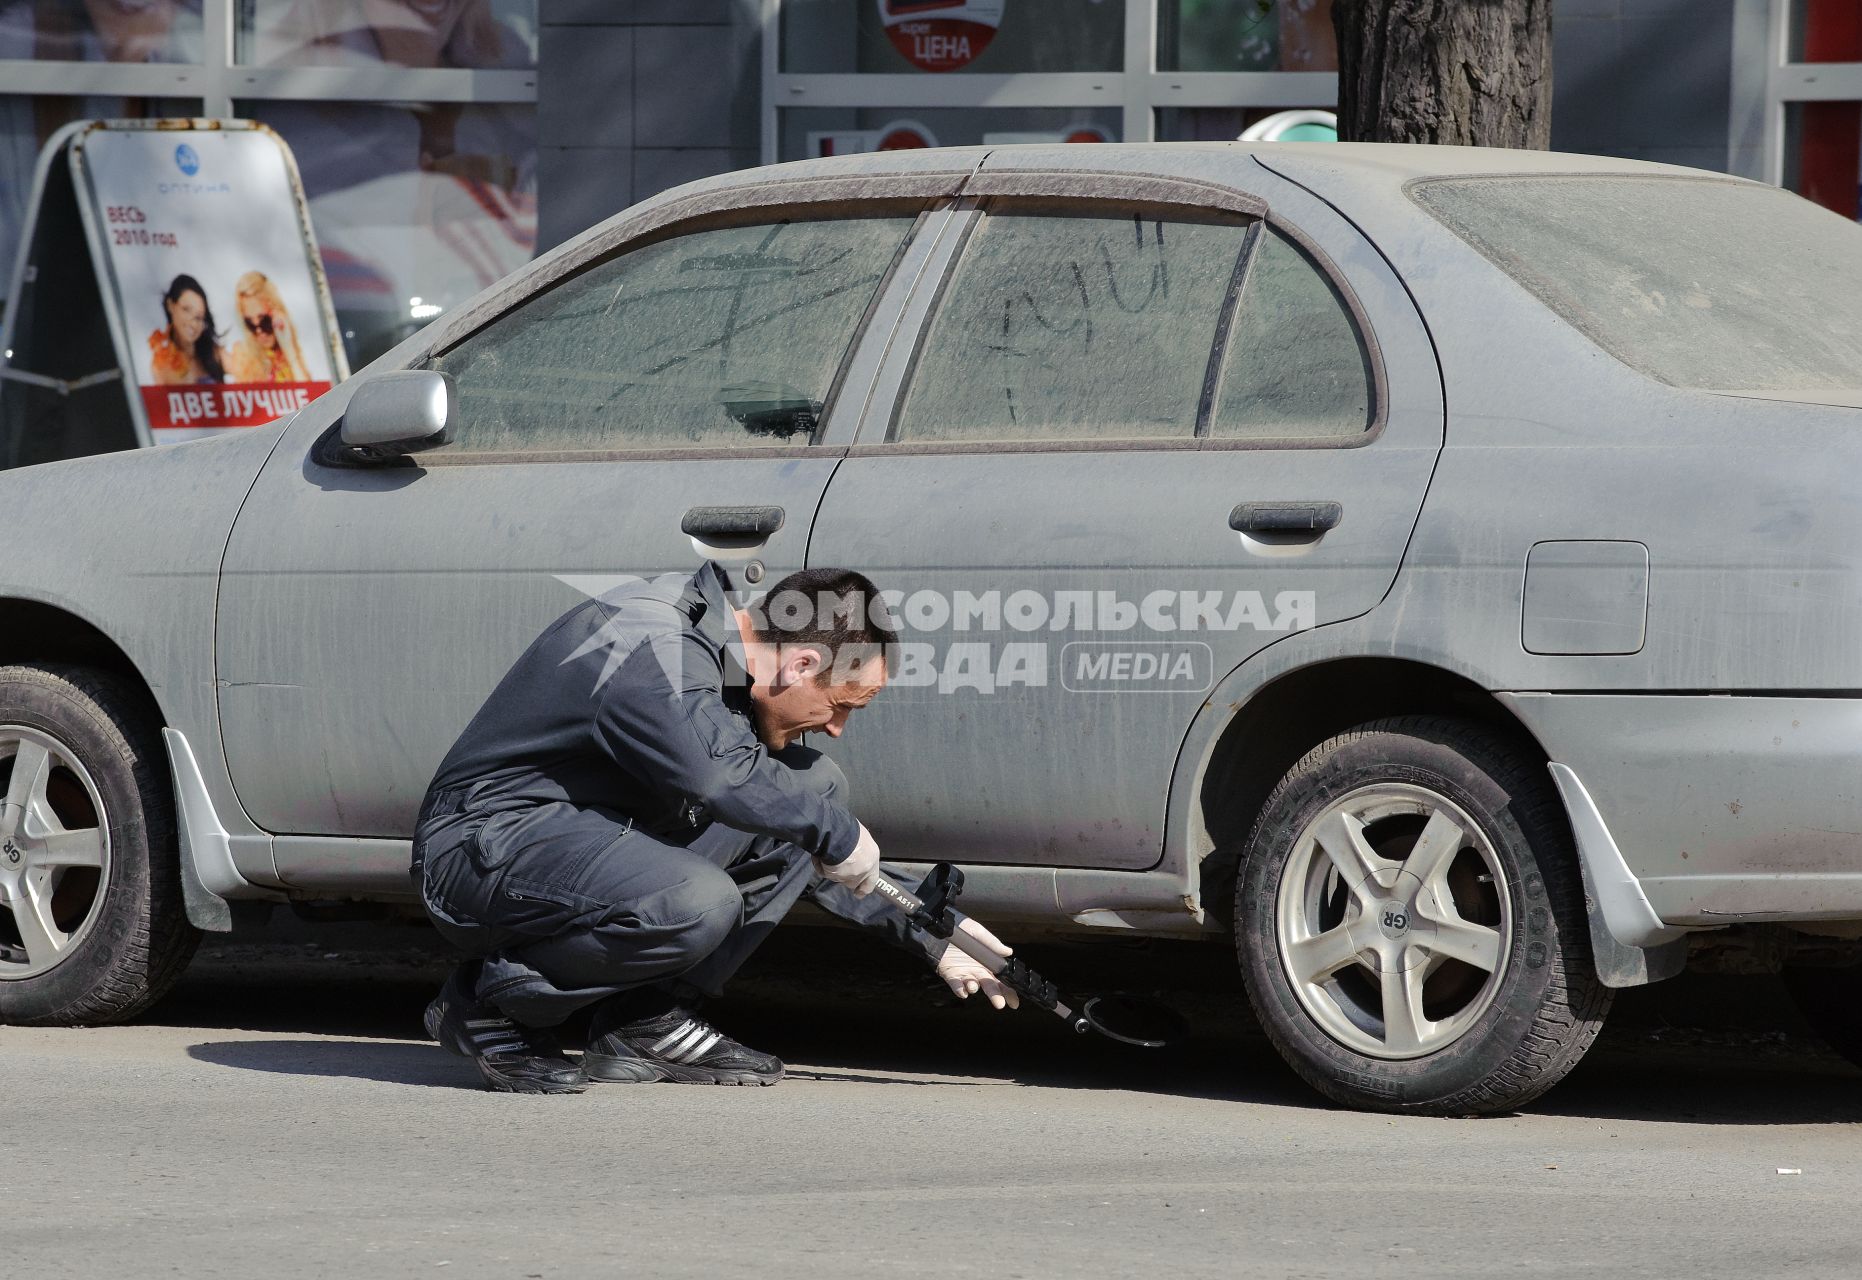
[685,561,751,689]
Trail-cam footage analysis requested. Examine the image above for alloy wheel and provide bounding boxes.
[0,726,112,979]
[1275,783,1510,1060]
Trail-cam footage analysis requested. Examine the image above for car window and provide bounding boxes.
[428,214,917,453]
[893,204,1249,444]
[1209,226,1374,440]
[1411,175,1862,392]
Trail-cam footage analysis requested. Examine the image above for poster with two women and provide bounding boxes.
[77,121,348,442]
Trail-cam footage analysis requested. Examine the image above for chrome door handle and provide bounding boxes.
[681,505,786,539]
[1229,502,1343,534]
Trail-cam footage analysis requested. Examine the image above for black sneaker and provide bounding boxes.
[424,966,587,1095]
[583,1004,784,1086]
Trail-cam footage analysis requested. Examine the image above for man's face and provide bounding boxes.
[749,652,887,752]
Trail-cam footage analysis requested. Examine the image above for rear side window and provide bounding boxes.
[1412,175,1862,392]
[1210,227,1374,440]
[430,215,916,453]
[893,205,1248,443]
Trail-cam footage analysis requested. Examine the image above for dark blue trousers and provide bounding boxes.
[415,747,936,1026]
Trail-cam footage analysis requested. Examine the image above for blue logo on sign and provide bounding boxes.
[174,144,200,176]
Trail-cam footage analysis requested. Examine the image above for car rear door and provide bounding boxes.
[804,158,1444,870]
[213,180,951,885]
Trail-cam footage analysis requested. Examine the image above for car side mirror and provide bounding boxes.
[337,370,457,460]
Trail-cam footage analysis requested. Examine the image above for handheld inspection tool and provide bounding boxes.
[870,863,1188,1048]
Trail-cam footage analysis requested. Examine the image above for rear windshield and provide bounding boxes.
[1410,175,1862,392]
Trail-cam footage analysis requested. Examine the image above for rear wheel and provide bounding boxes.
[1234,716,1611,1115]
[0,665,199,1025]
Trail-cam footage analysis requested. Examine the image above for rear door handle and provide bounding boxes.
[1229,502,1343,534]
[682,505,786,539]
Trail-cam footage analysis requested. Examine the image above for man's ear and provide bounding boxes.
[779,644,826,686]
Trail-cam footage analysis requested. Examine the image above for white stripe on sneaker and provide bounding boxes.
[663,1024,712,1060]
[650,1020,697,1055]
[676,1031,721,1063]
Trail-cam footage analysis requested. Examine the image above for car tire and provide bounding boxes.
[1234,715,1612,1116]
[1782,965,1862,1072]
[0,664,200,1025]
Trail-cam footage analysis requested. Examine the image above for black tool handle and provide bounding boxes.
[870,870,1077,1021]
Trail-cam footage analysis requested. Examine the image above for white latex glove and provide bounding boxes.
[815,821,881,897]
[935,916,1020,1010]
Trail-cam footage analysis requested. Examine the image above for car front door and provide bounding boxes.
[805,162,1444,871]
[214,192,938,887]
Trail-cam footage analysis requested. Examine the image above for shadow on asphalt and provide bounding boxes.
[188,1038,483,1091]
[152,917,1862,1123]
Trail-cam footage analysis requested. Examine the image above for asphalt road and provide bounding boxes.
[7,920,1862,1279]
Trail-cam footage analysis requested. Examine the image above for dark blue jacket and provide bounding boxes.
[416,561,861,865]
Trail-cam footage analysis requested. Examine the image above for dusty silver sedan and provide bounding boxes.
[5,142,1862,1115]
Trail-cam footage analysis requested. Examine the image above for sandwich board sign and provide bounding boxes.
[0,119,347,467]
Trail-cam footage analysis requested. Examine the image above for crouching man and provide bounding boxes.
[412,563,1017,1094]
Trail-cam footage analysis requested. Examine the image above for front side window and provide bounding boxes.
[431,214,916,453]
[894,204,1248,444]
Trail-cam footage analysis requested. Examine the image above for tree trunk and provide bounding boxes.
[1331,0,1553,148]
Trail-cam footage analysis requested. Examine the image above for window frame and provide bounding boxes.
[404,183,945,465]
[860,190,1386,457]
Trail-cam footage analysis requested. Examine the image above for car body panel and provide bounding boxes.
[0,425,290,884]
[1504,693,1862,924]
[809,152,1445,870]
[214,414,839,838]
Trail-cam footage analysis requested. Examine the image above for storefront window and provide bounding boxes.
[781,106,1118,161]
[1158,0,1336,73]
[0,95,200,305]
[0,0,203,63]
[1784,101,1862,220]
[239,99,536,366]
[235,0,536,69]
[1790,0,1862,63]
[1156,105,1331,142]
[780,0,1122,75]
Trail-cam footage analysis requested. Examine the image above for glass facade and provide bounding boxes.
[1157,0,1337,73]
[781,0,1123,75]
[0,0,536,375]
[235,0,536,68]
[768,0,1343,168]
[0,0,203,62]
[1782,1,1862,220]
[1155,105,1331,142]
[1790,0,1861,63]
[1785,101,1862,220]
[244,99,536,366]
[783,106,1119,161]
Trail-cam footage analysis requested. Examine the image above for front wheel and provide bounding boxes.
[0,664,199,1025]
[1234,716,1612,1116]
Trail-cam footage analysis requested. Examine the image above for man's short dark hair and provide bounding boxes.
[751,567,897,679]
